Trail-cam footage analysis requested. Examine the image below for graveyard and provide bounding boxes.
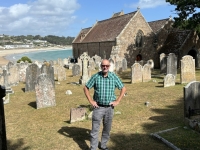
[1,61,200,149]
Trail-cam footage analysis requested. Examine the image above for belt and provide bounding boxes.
[97,103,113,108]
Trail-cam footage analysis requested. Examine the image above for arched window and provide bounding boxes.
[136,30,144,47]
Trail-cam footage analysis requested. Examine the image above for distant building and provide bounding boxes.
[4,44,34,49]
[72,9,200,68]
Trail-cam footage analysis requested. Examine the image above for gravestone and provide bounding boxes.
[88,58,95,70]
[160,53,167,74]
[34,61,42,68]
[115,61,122,74]
[70,107,86,123]
[167,53,177,77]
[147,59,154,69]
[7,65,19,86]
[25,64,41,92]
[164,74,175,87]
[17,61,29,82]
[79,52,90,85]
[49,60,54,66]
[93,55,101,65]
[53,60,57,65]
[142,64,151,82]
[135,60,144,66]
[180,55,196,84]
[57,66,66,81]
[2,70,13,94]
[122,58,127,71]
[7,61,14,69]
[72,64,81,76]
[109,58,115,71]
[184,81,200,118]
[53,65,58,80]
[0,85,7,149]
[131,63,142,83]
[35,74,56,109]
[77,58,82,71]
[41,62,55,87]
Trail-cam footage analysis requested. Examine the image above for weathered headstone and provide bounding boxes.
[53,65,58,80]
[57,66,66,81]
[180,55,196,84]
[34,61,42,68]
[142,64,151,82]
[79,52,90,85]
[131,63,142,83]
[122,58,127,71]
[2,70,13,94]
[147,59,154,69]
[49,60,54,66]
[7,61,14,69]
[115,61,122,74]
[17,61,29,82]
[70,107,86,123]
[41,62,55,87]
[88,66,92,78]
[160,53,167,74]
[167,53,177,77]
[7,65,19,86]
[109,58,115,71]
[164,74,175,87]
[57,58,63,66]
[88,58,95,70]
[25,64,41,92]
[184,81,200,118]
[35,74,56,109]
[72,64,81,76]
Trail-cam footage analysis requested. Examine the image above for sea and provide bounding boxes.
[5,49,73,62]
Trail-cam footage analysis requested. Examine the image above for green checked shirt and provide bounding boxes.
[85,71,124,105]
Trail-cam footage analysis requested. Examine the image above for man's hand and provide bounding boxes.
[109,100,119,107]
[90,100,99,108]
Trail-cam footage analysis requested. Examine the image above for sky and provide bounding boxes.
[0,0,178,37]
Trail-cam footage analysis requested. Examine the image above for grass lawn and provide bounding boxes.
[4,68,200,150]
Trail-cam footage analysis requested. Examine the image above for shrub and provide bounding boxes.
[17,56,32,63]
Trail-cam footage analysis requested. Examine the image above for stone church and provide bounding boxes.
[72,9,200,68]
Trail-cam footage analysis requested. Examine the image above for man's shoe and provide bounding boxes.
[98,145,109,150]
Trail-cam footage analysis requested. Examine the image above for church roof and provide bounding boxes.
[148,18,170,33]
[159,30,191,54]
[73,11,137,43]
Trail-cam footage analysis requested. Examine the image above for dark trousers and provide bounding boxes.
[90,106,114,150]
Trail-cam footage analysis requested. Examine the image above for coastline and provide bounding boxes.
[0,46,72,66]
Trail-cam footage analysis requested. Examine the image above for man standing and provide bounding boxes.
[84,59,126,150]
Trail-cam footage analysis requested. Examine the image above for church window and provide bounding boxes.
[136,30,144,47]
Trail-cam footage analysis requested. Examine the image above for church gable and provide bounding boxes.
[73,27,92,43]
[148,19,171,33]
[159,30,191,54]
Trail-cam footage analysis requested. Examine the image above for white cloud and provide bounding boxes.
[0,0,80,36]
[129,0,167,9]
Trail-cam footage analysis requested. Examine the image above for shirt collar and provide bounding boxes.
[100,71,111,78]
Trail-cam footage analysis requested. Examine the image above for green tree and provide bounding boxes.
[17,56,32,63]
[166,0,200,34]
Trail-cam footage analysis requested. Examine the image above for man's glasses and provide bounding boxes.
[101,65,110,68]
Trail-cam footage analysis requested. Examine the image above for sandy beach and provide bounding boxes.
[0,46,72,66]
